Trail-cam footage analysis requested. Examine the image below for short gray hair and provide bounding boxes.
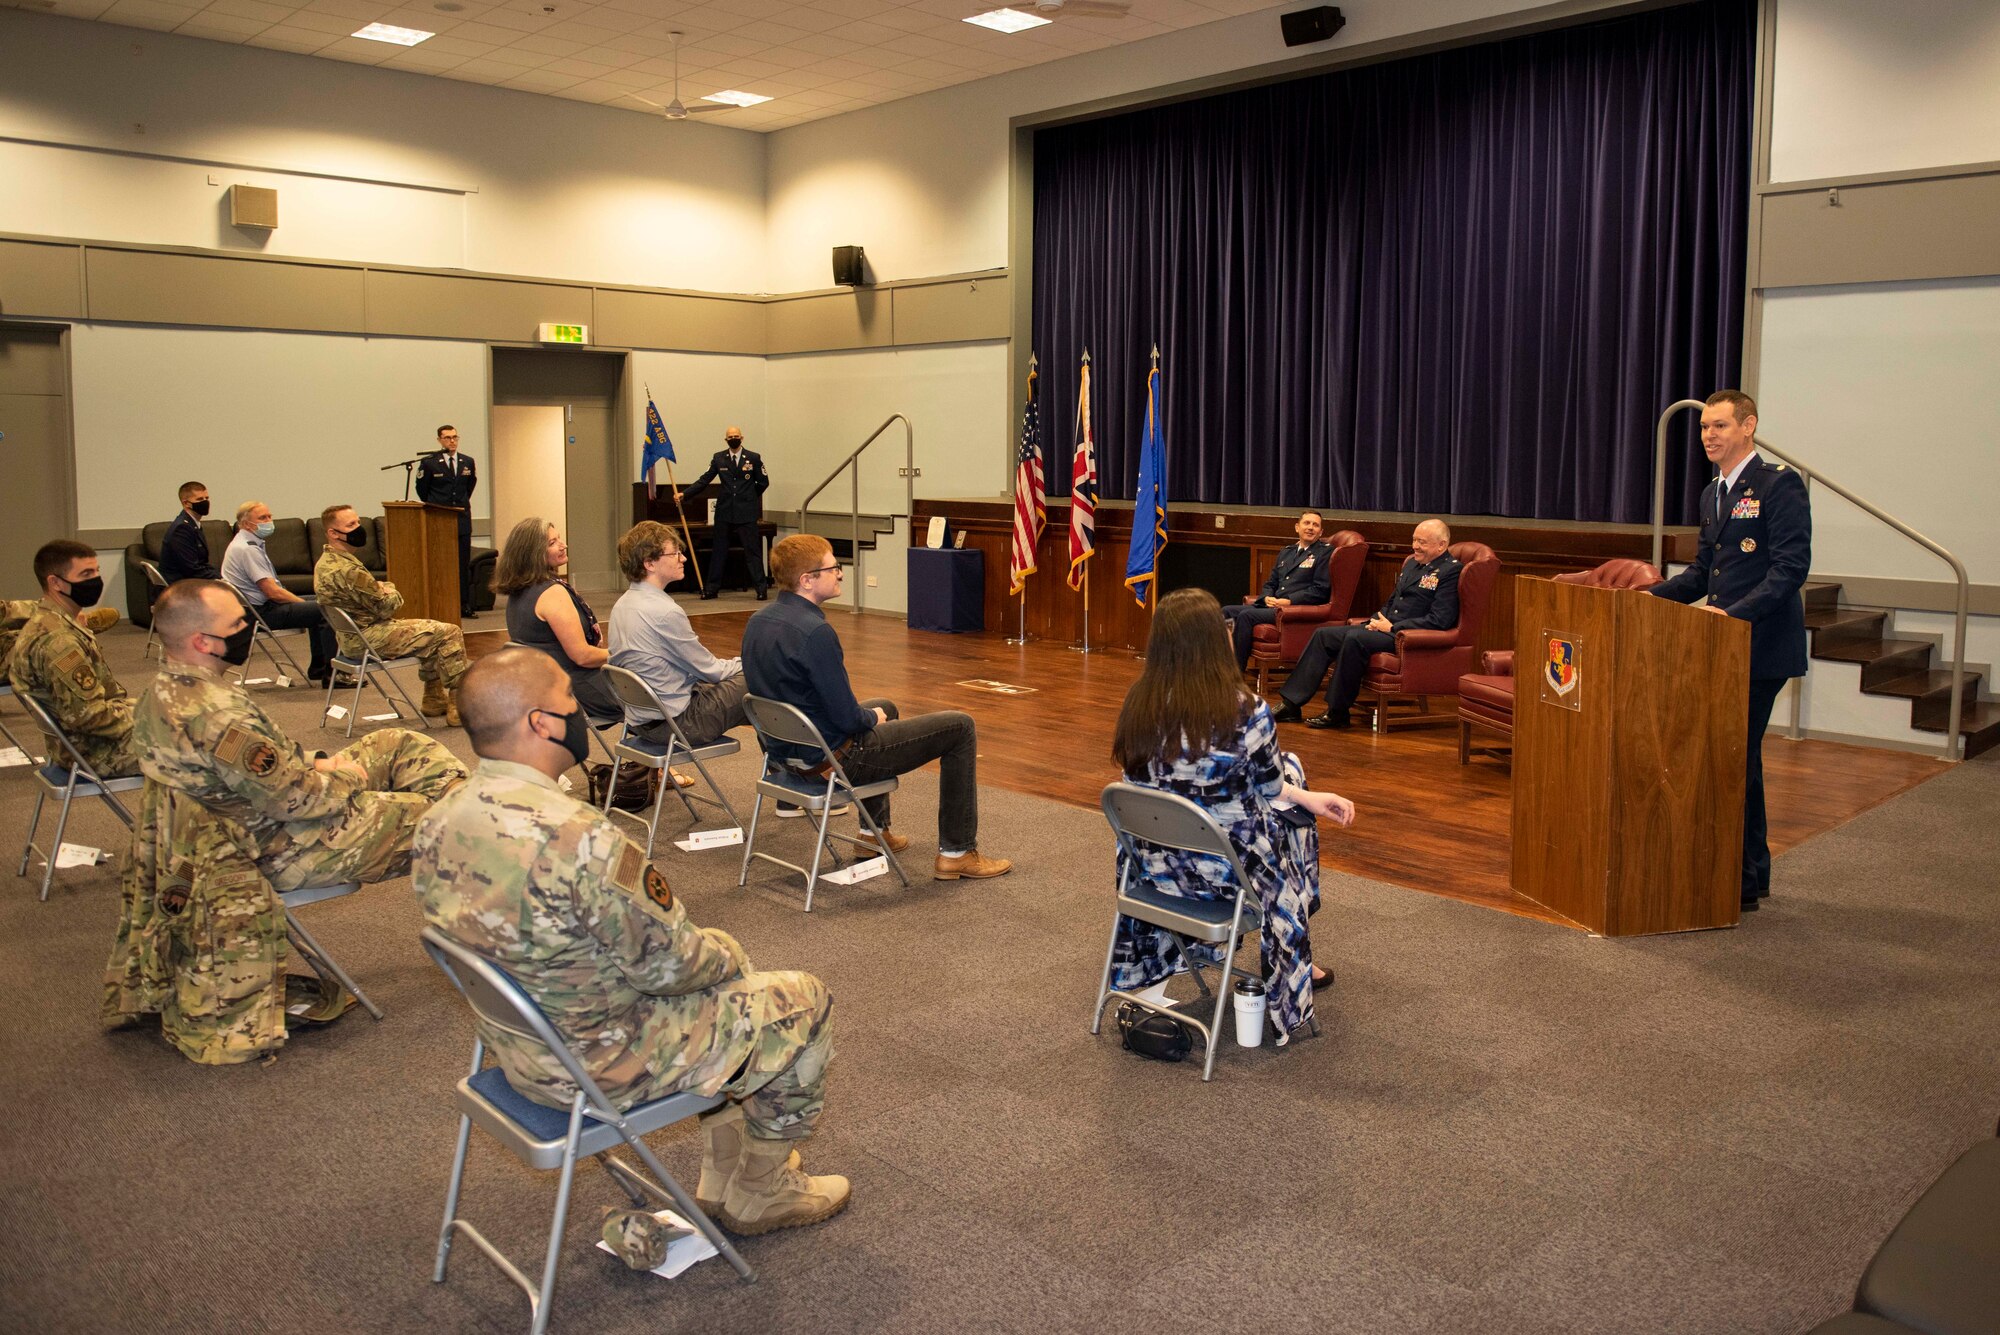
[235,500,264,527]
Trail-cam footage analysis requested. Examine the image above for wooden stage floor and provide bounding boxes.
[471,609,1946,928]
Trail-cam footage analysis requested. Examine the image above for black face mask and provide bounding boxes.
[64,576,104,609]
[190,499,211,517]
[339,524,367,548]
[215,623,256,667]
[534,707,591,768]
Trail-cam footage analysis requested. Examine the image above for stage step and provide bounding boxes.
[1804,575,1994,758]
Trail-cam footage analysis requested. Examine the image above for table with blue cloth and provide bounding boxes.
[907,546,983,633]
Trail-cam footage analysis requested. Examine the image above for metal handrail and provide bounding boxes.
[1652,400,1970,760]
[797,414,915,615]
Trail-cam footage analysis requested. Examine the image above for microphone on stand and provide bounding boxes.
[381,456,422,500]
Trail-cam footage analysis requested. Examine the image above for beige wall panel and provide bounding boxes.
[0,239,84,320]
[1759,173,2000,288]
[85,248,363,331]
[765,290,891,354]
[594,288,766,354]
[0,324,67,394]
[892,276,1010,346]
[365,270,592,342]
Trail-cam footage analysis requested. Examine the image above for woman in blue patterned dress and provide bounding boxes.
[1109,588,1356,1044]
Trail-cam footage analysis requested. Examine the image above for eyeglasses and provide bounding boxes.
[805,563,843,577]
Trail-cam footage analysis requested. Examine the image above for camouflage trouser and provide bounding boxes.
[163,819,289,1063]
[358,618,468,688]
[634,968,833,1142]
[260,727,467,892]
[78,729,143,780]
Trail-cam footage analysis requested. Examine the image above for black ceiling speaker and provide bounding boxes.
[1280,5,1345,47]
[832,245,869,287]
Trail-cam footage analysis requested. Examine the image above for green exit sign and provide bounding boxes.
[537,322,588,344]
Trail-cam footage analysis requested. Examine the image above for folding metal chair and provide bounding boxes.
[233,602,309,687]
[139,560,169,659]
[13,692,142,901]
[1090,781,1316,1081]
[280,882,383,1020]
[598,666,743,858]
[738,695,908,911]
[0,682,33,758]
[420,926,755,1335]
[320,604,428,737]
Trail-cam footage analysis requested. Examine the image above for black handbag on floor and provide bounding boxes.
[1116,1002,1195,1062]
[587,761,659,813]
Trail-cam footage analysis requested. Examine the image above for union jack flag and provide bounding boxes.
[1067,351,1096,591]
[1008,357,1045,595]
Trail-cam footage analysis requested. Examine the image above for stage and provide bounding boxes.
[471,608,1944,927]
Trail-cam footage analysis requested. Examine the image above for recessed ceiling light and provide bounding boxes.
[351,22,435,45]
[963,7,1051,33]
[703,90,772,107]
[433,2,465,11]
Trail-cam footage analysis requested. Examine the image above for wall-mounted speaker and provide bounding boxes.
[1279,5,1345,47]
[230,184,278,229]
[832,245,868,287]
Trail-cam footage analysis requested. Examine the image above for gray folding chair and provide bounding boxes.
[321,604,428,736]
[599,666,743,858]
[420,926,754,1335]
[233,601,309,686]
[139,560,169,659]
[14,691,142,901]
[1090,781,1316,1081]
[0,682,32,758]
[738,695,908,911]
[280,882,382,1020]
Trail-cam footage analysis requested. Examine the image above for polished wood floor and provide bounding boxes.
[471,606,1947,928]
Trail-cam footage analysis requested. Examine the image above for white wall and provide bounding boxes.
[1769,0,2000,182]
[1,10,768,292]
[69,323,490,529]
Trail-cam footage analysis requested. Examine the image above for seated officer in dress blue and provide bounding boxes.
[1222,510,1333,670]
[1648,389,1810,914]
[1273,519,1461,730]
[159,480,219,584]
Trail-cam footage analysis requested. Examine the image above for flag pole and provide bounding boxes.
[645,382,704,592]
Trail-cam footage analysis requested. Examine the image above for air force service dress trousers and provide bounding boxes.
[415,448,479,616]
[1276,552,1463,727]
[1650,453,1811,908]
[1223,539,1333,669]
[687,444,771,598]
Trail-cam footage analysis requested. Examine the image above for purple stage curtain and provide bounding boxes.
[1031,0,1753,525]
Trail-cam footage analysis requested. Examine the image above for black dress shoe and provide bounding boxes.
[1271,702,1305,724]
[756,587,769,601]
[1739,898,1760,913]
[700,591,719,601]
[1306,711,1351,730]
[1310,969,1334,991]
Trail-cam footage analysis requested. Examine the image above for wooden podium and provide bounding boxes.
[1511,579,1749,935]
[382,501,461,626]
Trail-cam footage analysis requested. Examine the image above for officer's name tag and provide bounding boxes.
[1732,498,1760,519]
[821,856,888,885]
[674,827,745,852]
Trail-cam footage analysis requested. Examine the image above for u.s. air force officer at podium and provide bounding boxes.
[1223,510,1332,669]
[1649,389,1811,913]
[415,424,478,617]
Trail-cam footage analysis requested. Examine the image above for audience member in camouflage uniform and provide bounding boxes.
[413,649,849,1240]
[311,504,468,726]
[2,599,117,675]
[136,581,466,892]
[9,541,139,777]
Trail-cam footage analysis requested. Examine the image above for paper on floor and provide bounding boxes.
[0,746,31,767]
[592,1209,719,1280]
[821,856,888,886]
[673,827,745,852]
[55,843,107,868]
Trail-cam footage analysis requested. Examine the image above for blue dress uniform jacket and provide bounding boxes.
[1258,540,1333,605]
[687,448,771,525]
[1378,553,1461,631]
[415,449,478,511]
[160,511,219,583]
[1650,456,1811,681]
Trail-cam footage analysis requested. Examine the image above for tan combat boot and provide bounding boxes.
[694,1103,799,1215]
[421,680,449,720]
[445,688,462,728]
[719,1136,850,1236]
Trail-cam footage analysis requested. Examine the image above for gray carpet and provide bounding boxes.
[1,626,1996,1334]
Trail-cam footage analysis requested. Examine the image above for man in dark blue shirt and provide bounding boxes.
[742,534,1011,881]
[159,480,219,584]
[1273,519,1462,729]
[1649,389,1811,913]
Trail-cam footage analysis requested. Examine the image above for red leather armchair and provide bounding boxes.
[1452,558,1662,762]
[1355,541,1501,731]
[1246,530,1368,692]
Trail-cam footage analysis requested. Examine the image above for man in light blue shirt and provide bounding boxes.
[608,522,749,748]
[221,500,335,683]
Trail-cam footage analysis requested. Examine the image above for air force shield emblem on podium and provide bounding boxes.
[1540,632,1582,711]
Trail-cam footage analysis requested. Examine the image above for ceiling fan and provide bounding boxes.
[623,31,730,121]
[1031,0,1134,17]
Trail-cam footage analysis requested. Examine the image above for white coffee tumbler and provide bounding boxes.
[1232,977,1267,1048]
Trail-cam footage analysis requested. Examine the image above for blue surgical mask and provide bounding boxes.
[255,521,276,538]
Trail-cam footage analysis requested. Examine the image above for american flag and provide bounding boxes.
[1008,358,1045,595]
[1067,351,1097,591]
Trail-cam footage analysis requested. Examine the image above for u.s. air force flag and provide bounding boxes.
[641,396,676,499]
[1123,352,1167,608]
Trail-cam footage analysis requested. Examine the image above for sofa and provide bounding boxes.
[123,515,496,627]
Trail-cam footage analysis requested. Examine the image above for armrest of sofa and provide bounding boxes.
[1482,651,1515,676]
